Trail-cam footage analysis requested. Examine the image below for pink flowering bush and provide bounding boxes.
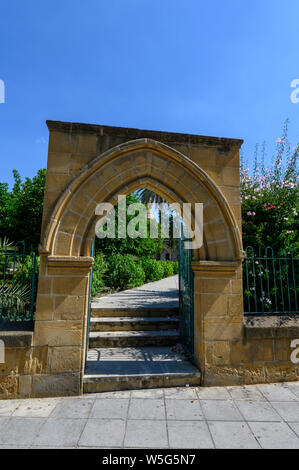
[241,119,299,255]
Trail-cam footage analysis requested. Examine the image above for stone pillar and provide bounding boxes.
[32,256,93,397]
[192,260,244,386]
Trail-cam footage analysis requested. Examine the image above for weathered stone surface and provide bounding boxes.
[54,295,86,320]
[230,339,274,365]
[243,364,266,385]
[264,363,299,383]
[32,373,81,397]
[203,365,244,387]
[34,321,83,347]
[49,346,82,373]
[205,341,231,366]
[18,375,32,398]
[0,375,18,399]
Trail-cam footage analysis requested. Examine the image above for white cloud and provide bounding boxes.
[35,137,47,144]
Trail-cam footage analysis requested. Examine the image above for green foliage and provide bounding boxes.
[105,254,145,290]
[95,193,164,258]
[0,169,46,250]
[0,240,39,320]
[0,281,32,319]
[160,260,174,277]
[91,253,108,297]
[140,257,164,282]
[14,254,40,285]
[241,119,299,255]
[91,252,178,296]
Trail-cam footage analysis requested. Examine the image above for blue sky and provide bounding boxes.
[0,0,298,187]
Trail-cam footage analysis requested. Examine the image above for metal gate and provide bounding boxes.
[178,233,194,356]
[85,239,95,361]
[0,240,38,322]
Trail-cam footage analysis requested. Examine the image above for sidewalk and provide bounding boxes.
[0,381,299,448]
[91,275,179,310]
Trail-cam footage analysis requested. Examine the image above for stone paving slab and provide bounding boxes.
[85,346,199,376]
[91,275,179,309]
[0,381,298,448]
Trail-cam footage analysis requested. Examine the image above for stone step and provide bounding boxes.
[89,316,180,332]
[90,307,179,318]
[84,346,201,393]
[89,330,179,348]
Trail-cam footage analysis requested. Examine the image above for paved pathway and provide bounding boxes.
[1,382,299,448]
[85,347,198,375]
[92,275,179,309]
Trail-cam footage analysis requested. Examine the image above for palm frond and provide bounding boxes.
[136,188,166,205]
[0,281,31,314]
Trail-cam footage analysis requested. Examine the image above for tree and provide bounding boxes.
[95,193,164,257]
[0,169,46,250]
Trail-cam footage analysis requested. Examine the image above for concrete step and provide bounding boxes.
[84,346,201,393]
[90,307,179,318]
[89,330,179,348]
[90,316,180,332]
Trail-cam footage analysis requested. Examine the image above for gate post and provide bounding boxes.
[192,260,244,386]
[32,255,93,397]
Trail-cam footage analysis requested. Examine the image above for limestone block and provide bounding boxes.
[34,321,83,347]
[46,173,71,193]
[222,167,240,187]
[32,373,81,397]
[48,131,79,154]
[47,152,71,174]
[194,278,231,294]
[78,134,99,155]
[216,148,239,168]
[37,276,52,295]
[18,375,32,398]
[204,318,243,341]
[52,276,88,296]
[205,341,231,366]
[54,295,86,320]
[49,346,82,373]
[189,147,216,167]
[228,294,243,317]
[197,293,228,317]
[35,295,54,321]
[230,338,274,364]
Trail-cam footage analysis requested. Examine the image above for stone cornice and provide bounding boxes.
[192,260,240,277]
[47,255,94,274]
[46,120,243,150]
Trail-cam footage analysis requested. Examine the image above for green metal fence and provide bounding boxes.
[178,233,194,356]
[244,246,298,315]
[0,241,38,322]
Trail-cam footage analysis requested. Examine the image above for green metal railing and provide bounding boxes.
[85,239,95,361]
[0,241,38,322]
[244,246,298,315]
[178,233,194,356]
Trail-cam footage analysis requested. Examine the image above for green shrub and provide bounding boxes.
[159,260,174,277]
[106,254,145,290]
[91,252,108,297]
[141,257,164,282]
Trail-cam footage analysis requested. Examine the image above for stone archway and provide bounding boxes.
[32,121,244,396]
